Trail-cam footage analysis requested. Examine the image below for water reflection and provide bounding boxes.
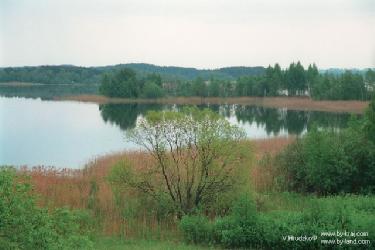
[99,103,358,136]
[0,84,99,100]
[99,103,163,130]
[0,97,360,168]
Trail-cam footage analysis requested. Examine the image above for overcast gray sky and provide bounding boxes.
[0,0,374,69]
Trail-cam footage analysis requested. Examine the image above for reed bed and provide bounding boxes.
[20,138,293,237]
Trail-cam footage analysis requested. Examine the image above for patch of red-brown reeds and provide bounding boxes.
[20,137,293,236]
[20,151,173,237]
[250,137,295,192]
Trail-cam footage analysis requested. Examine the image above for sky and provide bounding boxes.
[0,0,374,69]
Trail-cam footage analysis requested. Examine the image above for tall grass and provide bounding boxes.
[250,137,295,192]
[19,138,292,238]
[20,151,177,238]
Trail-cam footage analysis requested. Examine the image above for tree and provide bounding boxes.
[99,68,140,98]
[142,82,165,98]
[208,78,220,97]
[114,107,249,216]
[192,77,208,97]
[0,167,92,249]
[145,73,163,87]
[306,64,319,95]
[365,95,375,143]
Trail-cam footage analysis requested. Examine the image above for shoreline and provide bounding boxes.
[56,94,369,114]
[20,137,294,172]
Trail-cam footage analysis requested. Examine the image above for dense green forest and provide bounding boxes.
[100,62,375,100]
[2,62,374,100]
[0,63,264,83]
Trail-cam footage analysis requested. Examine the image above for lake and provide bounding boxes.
[0,96,357,168]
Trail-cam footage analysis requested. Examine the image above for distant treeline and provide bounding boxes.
[0,63,264,84]
[100,62,375,100]
[2,62,374,100]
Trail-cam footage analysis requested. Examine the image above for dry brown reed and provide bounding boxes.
[250,137,295,192]
[20,137,293,237]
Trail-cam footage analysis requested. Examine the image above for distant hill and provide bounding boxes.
[0,63,266,84]
[319,68,374,76]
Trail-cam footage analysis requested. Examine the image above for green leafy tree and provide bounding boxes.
[0,167,92,249]
[112,107,250,216]
[340,71,365,100]
[192,77,208,97]
[145,73,162,87]
[141,82,165,98]
[365,95,375,143]
[208,78,221,97]
[99,68,140,98]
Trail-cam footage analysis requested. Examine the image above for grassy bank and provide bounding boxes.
[56,94,368,113]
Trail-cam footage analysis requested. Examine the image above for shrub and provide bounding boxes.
[0,167,93,249]
[180,215,212,244]
[213,194,261,248]
[181,194,375,249]
[276,126,375,194]
[365,95,375,143]
[141,82,165,98]
[181,194,262,248]
[275,99,375,195]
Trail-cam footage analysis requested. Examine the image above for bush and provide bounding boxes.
[0,167,93,249]
[141,82,165,98]
[275,99,375,195]
[181,194,263,248]
[213,194,262,248]
[180,215,212,244]
[365,95,375,143]
[276,126,375,194]
[181,194,375,249]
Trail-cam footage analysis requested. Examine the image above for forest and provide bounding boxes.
[0,63,264,83]
[99,62,375,100]
[1,62,375,100]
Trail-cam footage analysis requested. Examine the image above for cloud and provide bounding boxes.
[0,0,374,68]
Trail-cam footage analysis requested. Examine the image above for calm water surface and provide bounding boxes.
[0,96,356,168]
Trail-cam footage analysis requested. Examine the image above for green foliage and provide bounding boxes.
[141,82,165,98]
[181,194,375,249]
[0,64,265,84]
[113,107,250,217]
[0,65,102,84]
[365,95,375,144]
[93,237,213,250]
[0,84,99,100]
[180,215,212,244]
[100,69,166,98]
[0,167,93,249]
[99,69,140,98]
[108,161,177,222]
[212,194,261,248]
[2,63,371,100]
[278,129,354,194]
[192,77,208,97]
[276,117,375,194]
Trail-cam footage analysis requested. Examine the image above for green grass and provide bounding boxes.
[93,237,217,250]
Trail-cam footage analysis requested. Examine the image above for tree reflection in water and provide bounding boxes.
[99,103,359,136]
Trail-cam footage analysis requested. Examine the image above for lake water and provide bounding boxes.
[0,96,357,168]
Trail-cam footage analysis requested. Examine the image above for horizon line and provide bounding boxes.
[0,62,374,71]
